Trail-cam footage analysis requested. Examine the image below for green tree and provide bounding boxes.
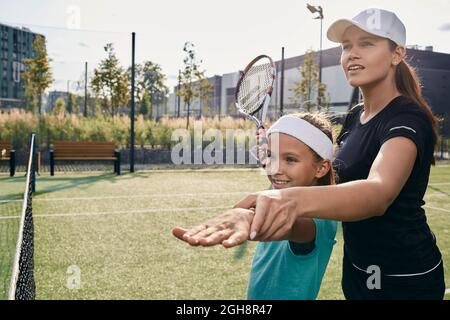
[198,78,213,118]
[94,99,103,117]
[91,43,129,117]
[76,76,90,117]
[177,42,208,128]
[142,61,168,115]
[69,93,81,114]
[129,61,169,120]
[52,97,66,115]
[140,91,151,117]
[66,92,80,114]
[290,50,328,112]
[66,92,73,114]
[22,35,53,114]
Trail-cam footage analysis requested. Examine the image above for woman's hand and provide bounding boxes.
[233,189,300,241]
[172,208,255,248]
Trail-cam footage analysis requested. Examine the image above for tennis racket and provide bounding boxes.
[235,55,276,161]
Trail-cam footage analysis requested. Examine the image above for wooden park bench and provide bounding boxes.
[50,141,121,176]
[0,141,15,176]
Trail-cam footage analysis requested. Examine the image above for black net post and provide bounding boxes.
[31,133,36,193]
[130,32,136,173]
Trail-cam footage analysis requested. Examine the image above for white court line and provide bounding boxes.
[425,193,449,197]
[5,203,441,220]
[0,191,253,203]
[6,190,445,202]
[0,199,22,203]
[0,191,444,203]
[0,215,20,220]
[1,184,446,204]
[0,206,230,220]
[428,182,450,186]
[424,205,450,213]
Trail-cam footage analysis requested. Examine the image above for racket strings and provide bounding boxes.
[237,63,273,114]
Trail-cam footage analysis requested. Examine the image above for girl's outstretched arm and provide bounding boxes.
[172,208,254,248]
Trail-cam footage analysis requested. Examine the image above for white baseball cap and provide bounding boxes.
[327,8,406,47]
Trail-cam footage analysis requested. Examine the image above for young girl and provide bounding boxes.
[173,112,338,300]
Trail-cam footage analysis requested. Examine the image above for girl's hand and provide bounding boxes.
[172,208,255,248]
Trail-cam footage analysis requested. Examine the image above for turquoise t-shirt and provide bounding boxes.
[247,219,337,300]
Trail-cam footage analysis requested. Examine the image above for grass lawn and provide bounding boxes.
[0,165,449,299]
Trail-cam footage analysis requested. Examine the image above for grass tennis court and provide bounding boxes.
[1,166,449,299]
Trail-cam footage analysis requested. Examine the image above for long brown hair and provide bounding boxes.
[389,40,440,164]
[290,112,336,186]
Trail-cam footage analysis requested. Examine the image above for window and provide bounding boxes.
[13,61,20,83]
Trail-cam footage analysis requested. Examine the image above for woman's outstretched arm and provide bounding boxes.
[235,137,417,241]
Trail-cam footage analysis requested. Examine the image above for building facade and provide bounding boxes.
[0,23,44,109]
[168,46,450,121]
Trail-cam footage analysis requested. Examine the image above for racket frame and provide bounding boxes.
[235,55,276,129]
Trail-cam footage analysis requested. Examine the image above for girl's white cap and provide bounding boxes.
[327,8,406,47]
[267,115,333,161]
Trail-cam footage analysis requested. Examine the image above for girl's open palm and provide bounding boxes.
[172,208,254,248]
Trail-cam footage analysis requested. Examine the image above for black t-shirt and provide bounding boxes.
[334,96,442,275]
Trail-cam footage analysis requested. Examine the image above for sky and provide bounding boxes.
[0,0,449,93]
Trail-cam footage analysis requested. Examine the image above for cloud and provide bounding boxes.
[78,42,89,48]
[439,23,450,31]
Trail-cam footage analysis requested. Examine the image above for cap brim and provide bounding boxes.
[327,19,364,43]
[327,10,406,47]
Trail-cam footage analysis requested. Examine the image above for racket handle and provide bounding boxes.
[255,127,268,168]
[256,125,268,145]
[258,136,268,146]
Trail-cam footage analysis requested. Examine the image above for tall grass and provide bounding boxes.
[0,109,256,150]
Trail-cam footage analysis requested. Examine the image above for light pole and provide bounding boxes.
[177,70,181,118]
[307,3,324,107]
[66,80,73,113]
[84,61,88,117]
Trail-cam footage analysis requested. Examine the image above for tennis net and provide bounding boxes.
[8,133,36,300]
